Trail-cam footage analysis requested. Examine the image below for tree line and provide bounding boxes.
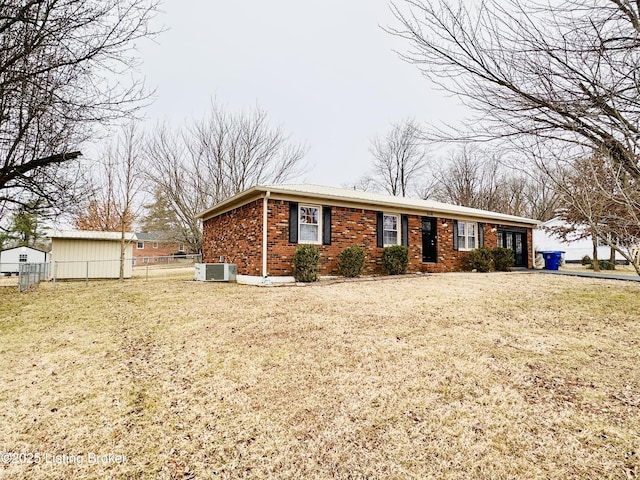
[358,119,559,222]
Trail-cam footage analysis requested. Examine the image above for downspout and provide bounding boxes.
[262,191,270,279]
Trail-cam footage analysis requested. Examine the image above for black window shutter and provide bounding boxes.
[322,206,332,245]
[401,215,409,247]
[478,222,485,247]
[376,211,384,248]
[289,201,298,243]
[453,220,459,251]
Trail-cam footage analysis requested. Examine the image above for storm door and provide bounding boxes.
[498,230,527,267]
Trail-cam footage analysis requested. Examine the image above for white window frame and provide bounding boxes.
[137,241,144,249]
[383,213,400,247]
[18,254,28,262]
[298,204,322,244]
[152,242,159,249]
[457,221,477,251]
[178,242,185,252]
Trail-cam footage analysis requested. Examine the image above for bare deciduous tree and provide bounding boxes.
[144,124,204,253]
[0,0,159,219]
[388,0,640,179]
[74,123,144,280]
[145,103,308,252]
[368,119,427,197]
[428,147,559,220]
[432,148,504,211]
[552,153,640,274]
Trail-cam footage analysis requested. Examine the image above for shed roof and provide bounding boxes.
[0,245,49,254]
[49,230,137,241]
[197,184,540,226]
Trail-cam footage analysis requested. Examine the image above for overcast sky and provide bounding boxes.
[136,0,466,188]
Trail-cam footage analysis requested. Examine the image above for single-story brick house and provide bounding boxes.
[133,232,187,265]
[197,184,539,284]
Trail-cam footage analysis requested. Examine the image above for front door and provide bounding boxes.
[422,216,437,263]
[498,230,528,267]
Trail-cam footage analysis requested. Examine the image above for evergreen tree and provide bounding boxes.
[139,188,182,235]
[5,200,48,249]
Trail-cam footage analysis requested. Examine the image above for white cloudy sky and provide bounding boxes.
[136,0,466,187]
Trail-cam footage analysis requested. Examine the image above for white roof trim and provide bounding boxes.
[49,230,137,241]
[0,246,49,254]
[198,184,539,226]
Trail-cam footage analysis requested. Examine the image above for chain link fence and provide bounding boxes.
[17,263,50,292]
[50,254,202,288]
[1,255,202,292]
[132,254,202,280]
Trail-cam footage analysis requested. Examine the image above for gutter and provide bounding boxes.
[262,190,270,279]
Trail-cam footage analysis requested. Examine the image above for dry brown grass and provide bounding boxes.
[561,263,639,277]
[0,272,639,479]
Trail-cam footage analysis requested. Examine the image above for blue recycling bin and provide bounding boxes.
[540,251,563,270]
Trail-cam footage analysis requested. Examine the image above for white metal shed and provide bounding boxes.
[49,230,136,279]
[0,246,49,275]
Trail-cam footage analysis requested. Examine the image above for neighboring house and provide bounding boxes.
[133,232,186,265]
[0,246,49,276]
[533,217,627,263]
[49,230,136,279]
[197,184,539,284]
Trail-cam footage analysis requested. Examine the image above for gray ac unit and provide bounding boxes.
[194,263,237,282]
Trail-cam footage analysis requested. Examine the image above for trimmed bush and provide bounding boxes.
[467,247,493,272]
[492,247,515,272]
[587,259,616,270]
[581,255,592,266]
[293,244,320,282]
[382,245,409,275]
[338,246,366,278]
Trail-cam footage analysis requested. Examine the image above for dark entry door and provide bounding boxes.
[422,216,437,263]
[498,230,527,267]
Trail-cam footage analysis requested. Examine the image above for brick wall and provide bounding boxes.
[265,201,532,276]
[201,198,534,277]
[267,201,384,276]
[133,241,184,263]
[201,199,263,276]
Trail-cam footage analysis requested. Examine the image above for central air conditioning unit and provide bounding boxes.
[194,263,237,282]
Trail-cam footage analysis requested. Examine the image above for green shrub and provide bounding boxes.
[293,244,320,282]
[581,255,592,266]
[492,247,515,272]
[382,245,409,275]
[587,259,616,270]
[467,247,493,272]
[338,246,366,278]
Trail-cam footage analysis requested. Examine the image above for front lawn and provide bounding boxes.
[0,272,638,479]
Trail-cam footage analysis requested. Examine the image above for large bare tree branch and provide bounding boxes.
[0,0,159,219]
[388,0,640,179]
